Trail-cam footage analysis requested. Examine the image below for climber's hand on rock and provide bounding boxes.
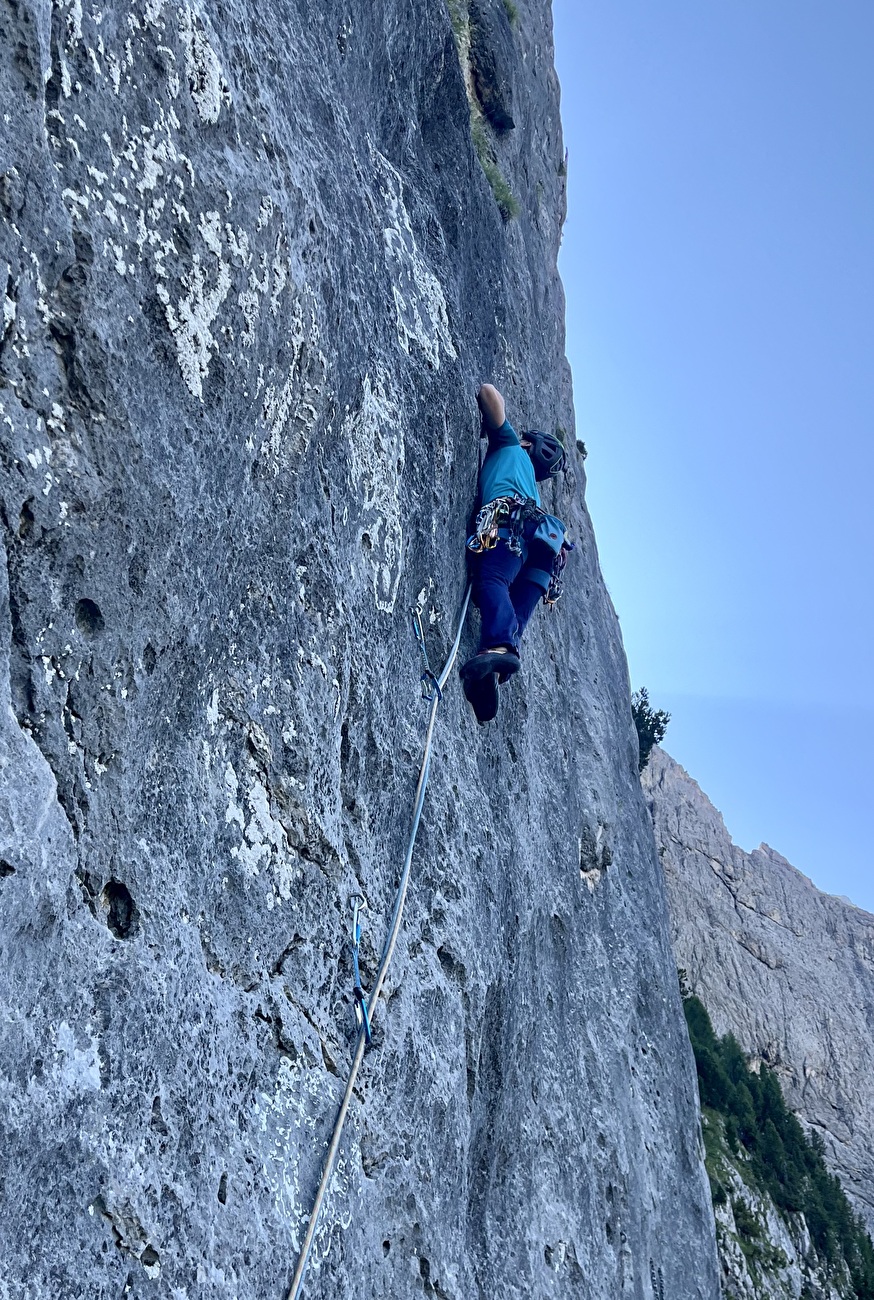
[477,383,505,431]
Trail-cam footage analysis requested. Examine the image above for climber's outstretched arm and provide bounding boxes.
[477,383,518,450]
[477,383,505,430]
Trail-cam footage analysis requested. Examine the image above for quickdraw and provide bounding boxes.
[285,584,473,1300]
[350,893,372,1046]
[544,540,575,608]
[411,607,442,702]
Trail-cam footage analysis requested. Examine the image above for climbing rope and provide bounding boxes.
[349,893,372,1046]
[286,582,473,1300]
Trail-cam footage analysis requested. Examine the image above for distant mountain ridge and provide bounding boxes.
[643,747,874,1234]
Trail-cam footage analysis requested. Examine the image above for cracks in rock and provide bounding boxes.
[280,984,331,1044]
[252,989,338,1074]
[0,268,18,364]
[733,934,782,971]
[3,541,37,725]
[729,891,799,936]
[74,864,100,916]
[418,1253,453,1300]
[1,532,82,842]
[47,233,102,418]
[270,933,304,978]
[319,1037,340,1078]
[669,835,802,936]
[579,819,613,893]
[33,731,84,841]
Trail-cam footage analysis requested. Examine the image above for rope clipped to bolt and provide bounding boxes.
[285,582,472,1300]
[411,605,442,702]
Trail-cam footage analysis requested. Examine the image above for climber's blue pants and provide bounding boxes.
[470,540,546,654]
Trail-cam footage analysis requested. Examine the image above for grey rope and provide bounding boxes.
[286,582,473,1300]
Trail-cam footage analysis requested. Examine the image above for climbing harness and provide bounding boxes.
[467,497,576,608]
[349,894,372,1046]
[411,606,442,702]
[286,583,473,1300]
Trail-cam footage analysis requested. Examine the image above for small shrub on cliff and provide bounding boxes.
[631,687,670,772]
[731,1197,761,1243]
[444,0,521,220]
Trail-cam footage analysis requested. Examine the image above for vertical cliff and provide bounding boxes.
[0,2,720,1296]
[645,748,874,1238]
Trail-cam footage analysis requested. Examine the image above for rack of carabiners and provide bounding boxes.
[544,540,574,607]
[466,494,575,608]
[466,494,533,556]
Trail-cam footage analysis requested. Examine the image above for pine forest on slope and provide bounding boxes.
[685,992,874,1299]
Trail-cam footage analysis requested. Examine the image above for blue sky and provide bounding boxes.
[552,2,874,912]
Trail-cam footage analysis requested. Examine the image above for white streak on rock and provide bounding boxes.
[157,252,231,398]
[178,6,228,124]
[372,147,456,369]
[198,209,222,256]
[343,371,405,614]
[54,1021,101,1094]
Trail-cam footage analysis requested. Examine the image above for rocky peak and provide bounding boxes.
[644,746,874,1233]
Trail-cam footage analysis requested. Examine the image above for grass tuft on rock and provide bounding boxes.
[447,0,467,42]
[471,117,520,220]
[445,0,521,221]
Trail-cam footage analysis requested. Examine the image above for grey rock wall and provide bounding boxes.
[645,747,874,1234]
[0,1,720,1296]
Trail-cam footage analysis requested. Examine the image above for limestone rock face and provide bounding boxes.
[0,2,720,1297]
[644,747,874,1233]
[469,1,517,133]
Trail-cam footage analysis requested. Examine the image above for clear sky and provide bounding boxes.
[552,2,874,912]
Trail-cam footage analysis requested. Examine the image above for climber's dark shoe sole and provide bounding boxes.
[462,669,499,724]
[460,650,521,682]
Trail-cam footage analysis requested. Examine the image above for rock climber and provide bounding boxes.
[460,382,568,724]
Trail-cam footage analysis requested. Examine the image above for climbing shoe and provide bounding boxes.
[459,651,519,725]
[460,650,521,682]
[462,668,499,724]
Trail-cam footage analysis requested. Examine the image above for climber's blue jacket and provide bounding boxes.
[478,419,540,507]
